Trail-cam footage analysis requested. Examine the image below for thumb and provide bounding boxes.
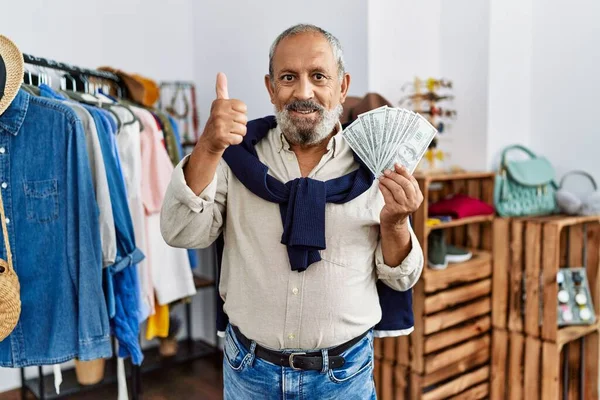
[215,72,229,100]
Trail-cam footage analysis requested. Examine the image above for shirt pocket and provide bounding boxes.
[320,203,379,271]
[24,179,59,223]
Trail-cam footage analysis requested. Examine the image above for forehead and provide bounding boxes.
[272,32,336,73]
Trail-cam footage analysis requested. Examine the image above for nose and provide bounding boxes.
[293,75,314,101]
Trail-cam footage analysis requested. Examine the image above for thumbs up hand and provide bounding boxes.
[198,72,248,155]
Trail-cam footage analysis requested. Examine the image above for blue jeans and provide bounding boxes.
[223,325,377,400]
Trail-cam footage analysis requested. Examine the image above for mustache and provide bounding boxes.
[285,100,324,113]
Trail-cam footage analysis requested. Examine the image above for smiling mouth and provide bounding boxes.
[291,109,318,115]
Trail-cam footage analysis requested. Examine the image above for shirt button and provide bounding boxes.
[1,183,7,189]
[5,218,9,225]
[288,333,295,340]
[287,154,293,161]
[0,148,5,154]
[292,288,299,295]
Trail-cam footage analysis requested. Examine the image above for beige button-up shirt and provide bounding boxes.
[160,122,424,350]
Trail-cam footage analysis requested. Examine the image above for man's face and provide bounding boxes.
[265,32,350,146]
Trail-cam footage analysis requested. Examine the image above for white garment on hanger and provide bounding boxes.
[112,105,154,321]
[134,106,196,305]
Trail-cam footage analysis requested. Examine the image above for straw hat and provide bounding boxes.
[0,35,24,116]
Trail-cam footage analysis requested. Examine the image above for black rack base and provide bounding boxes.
[21,339,218,400]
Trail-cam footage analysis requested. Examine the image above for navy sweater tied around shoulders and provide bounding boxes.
[215,116,414,337]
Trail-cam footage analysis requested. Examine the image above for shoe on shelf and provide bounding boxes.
[428,230,448,270]
[446,244,473,263]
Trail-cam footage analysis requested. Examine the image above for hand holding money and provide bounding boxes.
[378,163,424,228]
[197,72,248,155]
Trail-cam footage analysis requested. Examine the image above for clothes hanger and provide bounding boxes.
[21,66,40,96]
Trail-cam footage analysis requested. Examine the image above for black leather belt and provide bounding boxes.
[231,326,369,371]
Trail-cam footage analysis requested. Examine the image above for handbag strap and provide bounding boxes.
[560,170,598,191]
[500,144,538,167]
[0,189,13,269]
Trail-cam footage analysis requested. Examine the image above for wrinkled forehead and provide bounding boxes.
[271,33,336,74]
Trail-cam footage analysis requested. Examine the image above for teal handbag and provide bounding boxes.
[494,145,559,217]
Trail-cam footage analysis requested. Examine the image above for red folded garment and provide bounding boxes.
[428,194,495,219]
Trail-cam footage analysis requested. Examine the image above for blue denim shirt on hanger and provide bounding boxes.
[87,107,144,364]
[0,90,112,367]
[38,85,144,364]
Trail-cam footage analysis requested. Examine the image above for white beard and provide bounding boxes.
[275,103,343,146]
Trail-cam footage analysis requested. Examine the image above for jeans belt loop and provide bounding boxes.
[248,341,257,366]
[320,349,329,374]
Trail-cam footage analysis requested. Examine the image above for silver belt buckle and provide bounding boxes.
[288,352,306,370]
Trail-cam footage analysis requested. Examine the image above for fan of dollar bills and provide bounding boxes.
[341,106,438,176]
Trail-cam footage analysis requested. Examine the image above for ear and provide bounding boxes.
[339,73,351,104]
[264,74,276,105]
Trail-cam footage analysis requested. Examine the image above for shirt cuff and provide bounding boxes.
[171,155,218,213]
[375,225,423,280]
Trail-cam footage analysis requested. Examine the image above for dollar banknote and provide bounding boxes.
[342,106,438,176]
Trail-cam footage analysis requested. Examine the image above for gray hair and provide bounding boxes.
[268,24,346,82]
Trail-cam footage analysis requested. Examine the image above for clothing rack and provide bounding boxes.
[21,53,128,98]
[22,54,122,83]
[17,55,219,400]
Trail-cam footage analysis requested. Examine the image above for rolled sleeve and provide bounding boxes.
[375,224,424,291]
[171,155,218,213]
[160,156,226,250]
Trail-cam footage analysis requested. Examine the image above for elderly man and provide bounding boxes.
[160,24,424,399]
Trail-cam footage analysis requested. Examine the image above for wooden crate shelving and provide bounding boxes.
[490,215,600,400]
[491,327,599,400]
[406,172,496,399]
[492,216,600,339]
[375,171,600,399]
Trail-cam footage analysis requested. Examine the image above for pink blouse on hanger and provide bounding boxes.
[133,107,196,306]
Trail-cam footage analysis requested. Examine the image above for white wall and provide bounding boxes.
[0,0,195,81]
[485,0,534,169]
[192,0,369,130]
[368,0,442,106]
[368,0,490,171]
[0,0,197,393]
[439,0,490,171]
[529,0,600,181]
[485,0,600,183]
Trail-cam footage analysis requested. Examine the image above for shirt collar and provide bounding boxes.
[278,120,343,157]
[0,89,30,136]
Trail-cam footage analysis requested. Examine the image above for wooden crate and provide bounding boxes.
[375,335,411,367]
[412,361,490,400]
[374,359,409,400]
[410,172,496,374]
[490,328,599,400]
[492,216,600,341]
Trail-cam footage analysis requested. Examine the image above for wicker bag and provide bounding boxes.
[0,187,19,342]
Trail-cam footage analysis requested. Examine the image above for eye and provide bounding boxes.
[314,73,326,80]
[281,74,294,82]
